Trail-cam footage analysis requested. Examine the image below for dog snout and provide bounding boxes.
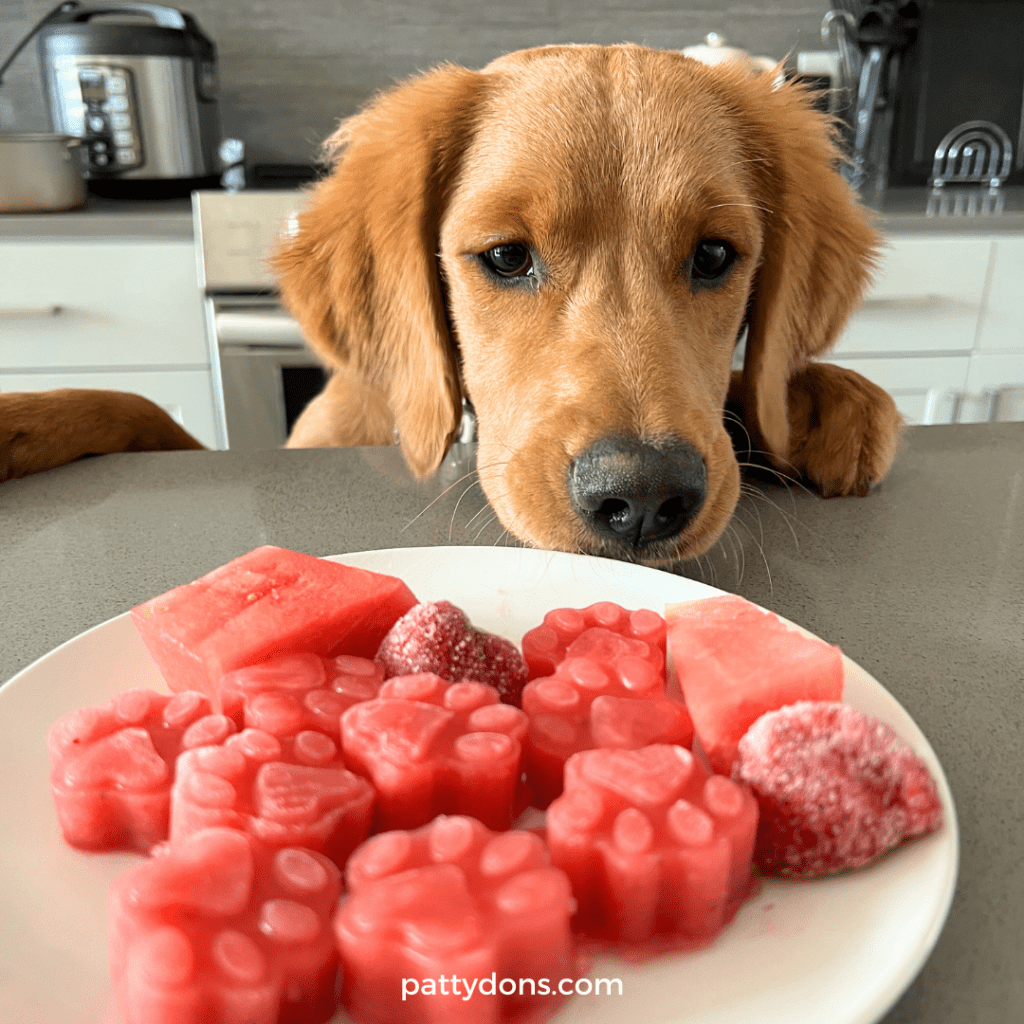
[567,436,707,549]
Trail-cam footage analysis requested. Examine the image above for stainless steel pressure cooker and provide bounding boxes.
[37,1,222,196]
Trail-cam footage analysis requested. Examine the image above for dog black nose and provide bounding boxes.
[567,436,707,548]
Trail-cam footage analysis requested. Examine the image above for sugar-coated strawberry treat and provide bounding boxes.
[665,594,844,774]
[336,815,582,1024]
[132,546,417,704]
[220,652,385,741]
[734,701,943,877]
[521,601,667,681]
[546,744,758,957]
[375,600,529,706]
[342,673,528,832]
[171,727,374,869]
[48,688,235,853]
[109,827,341,1024]
[521,627,693,808]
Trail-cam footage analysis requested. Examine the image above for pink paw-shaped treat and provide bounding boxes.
[734,701,944,877]
[48,688,235,853]
[335,815,581,1024]
[171,728,374,869]
[375,601,529,707]
[521,628,693,808]
[220,652,385,742]
[109,827,340,1024]
[547,744,758,957]
[521,602,666,680]
[341,673,528,832]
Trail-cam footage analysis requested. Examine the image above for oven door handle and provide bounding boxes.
[214,310,309,347]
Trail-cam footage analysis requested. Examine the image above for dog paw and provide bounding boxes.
[785,363,903,498]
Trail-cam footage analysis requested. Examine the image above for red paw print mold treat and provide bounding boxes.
[547,744,758,956]
[734,701,943,877]
[335,815,581,1024]
[375,600,529,706]
[521,602,666,680]
[341,673,528,832]
[521,627,693,808]
[171,727,374,868]
[47,688,235,853]
[109,827,341,1024]
[220,652,385,741]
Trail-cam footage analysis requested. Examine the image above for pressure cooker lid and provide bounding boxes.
[38,2,215,62]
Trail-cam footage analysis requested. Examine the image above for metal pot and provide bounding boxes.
[0,132,87,213]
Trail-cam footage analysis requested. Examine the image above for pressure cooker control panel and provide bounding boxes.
[60,64,144,172]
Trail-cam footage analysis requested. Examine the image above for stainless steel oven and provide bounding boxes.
[193,188,326,450]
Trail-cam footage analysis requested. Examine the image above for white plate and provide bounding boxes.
[0,546,958,1024]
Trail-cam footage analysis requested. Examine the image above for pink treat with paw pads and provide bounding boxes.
[335,815,581,1024]
[341,673,528,832]
[47,688,235,853]
[546,744,758,956]
[171,727,374,868]
[375,600,529,707]
[219,652,385,741]
[109,827,341,1024]
[734,701,943,877]
[521,601,667,680]
[521,626,693,807]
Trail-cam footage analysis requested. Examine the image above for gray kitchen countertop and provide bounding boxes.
[3,187,1024,240]
[0,423,1021,1023]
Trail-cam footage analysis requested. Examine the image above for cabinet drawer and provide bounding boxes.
[976,238,1024,353]
[0,369,221,449]
[825,355,970,425]
[0,240,208,370]
[831,235,992,356]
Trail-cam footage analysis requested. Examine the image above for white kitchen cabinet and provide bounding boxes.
[959,353,1024,423]
[831,234,991,356]
[0,240,209,369]
[0,233,222,448]
[976,237,1024,352]
[0,368,221,449]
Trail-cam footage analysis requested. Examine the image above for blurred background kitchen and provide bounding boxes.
[1,1,1022,453]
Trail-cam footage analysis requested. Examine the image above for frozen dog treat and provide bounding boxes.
[547,744,758,956]
[171,727,374,869]
[336,815,580,1024]
[109,827,341,1024]
[521,601,666,680]
[376,600,529,706]
[665,595,844,773]
[48,688,234,853]
[132,546,417,703]
[220,652,385,741]
[734,701,943,877]
[521,626,693,808]
[341,673,528,832]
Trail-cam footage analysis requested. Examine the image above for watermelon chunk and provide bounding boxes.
[665,595,843,774]
[131,547,417,704]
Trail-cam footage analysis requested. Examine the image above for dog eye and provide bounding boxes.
[479,243,533,278]
[690,240,737,284]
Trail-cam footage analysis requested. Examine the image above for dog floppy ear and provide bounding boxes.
[719,69,882,472]
[273,64,483,477]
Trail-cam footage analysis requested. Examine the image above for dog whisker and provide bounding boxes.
[403,468,483,532]
[727,508,774,598]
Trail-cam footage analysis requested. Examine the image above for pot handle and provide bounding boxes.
[62,3,187,29]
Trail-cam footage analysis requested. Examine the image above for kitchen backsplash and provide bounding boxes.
[1,0,828,165]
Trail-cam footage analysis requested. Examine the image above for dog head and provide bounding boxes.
[274,44,879,564]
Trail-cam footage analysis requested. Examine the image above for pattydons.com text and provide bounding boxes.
[401,975,623,1001]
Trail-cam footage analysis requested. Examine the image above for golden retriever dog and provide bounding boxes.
[274,43,901,566]
[0,389,203,483]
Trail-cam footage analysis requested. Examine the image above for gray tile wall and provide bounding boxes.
[1,0,828,165]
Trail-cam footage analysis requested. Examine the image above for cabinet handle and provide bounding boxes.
[0,305,64,319]
[860,295,974,312]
